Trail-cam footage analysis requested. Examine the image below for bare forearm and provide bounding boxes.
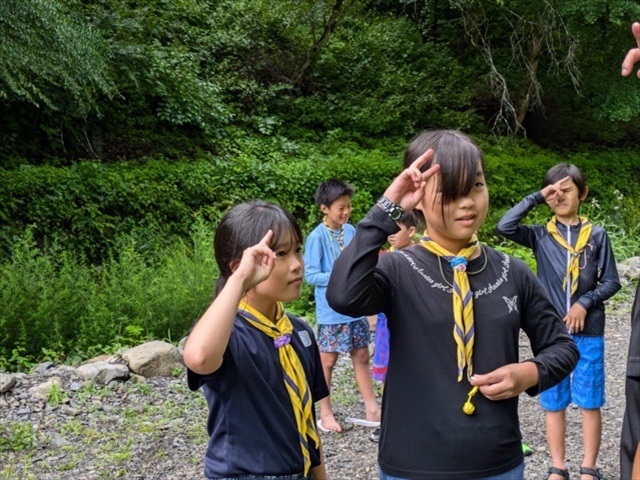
[182,275,246,375]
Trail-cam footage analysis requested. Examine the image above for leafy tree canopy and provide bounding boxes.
[0,0,115,114]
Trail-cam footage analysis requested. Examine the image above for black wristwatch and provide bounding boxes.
[376,196,404,222]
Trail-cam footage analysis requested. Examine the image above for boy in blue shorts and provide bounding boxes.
[497,163,621,480]
[304,178,381,433]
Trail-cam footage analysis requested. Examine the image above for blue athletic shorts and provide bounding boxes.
[540,335,605,411]
[317,318,371,353]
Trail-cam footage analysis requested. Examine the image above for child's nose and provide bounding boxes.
[458,195,475,207]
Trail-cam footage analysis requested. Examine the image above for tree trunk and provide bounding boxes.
[292,0,356,87]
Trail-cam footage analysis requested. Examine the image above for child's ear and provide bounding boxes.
[408,226,417,236]
[580,186,589,201]
[320,204,330,215]
[229,259,241,273]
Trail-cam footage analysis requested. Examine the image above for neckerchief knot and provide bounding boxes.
[450,256,468,272]
[274,334,291,348]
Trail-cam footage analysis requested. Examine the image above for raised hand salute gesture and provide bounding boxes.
[622,22,640,78]
[233,230,277,292]
[382,149,441,211]
[184,230,278,375]
[541,175,571,205]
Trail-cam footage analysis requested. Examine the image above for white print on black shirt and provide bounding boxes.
[398,251,511,299]
[503,296,518,313]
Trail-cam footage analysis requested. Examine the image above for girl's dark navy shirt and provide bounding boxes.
[187,313,328,479]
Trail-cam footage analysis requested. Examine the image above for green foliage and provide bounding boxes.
[0,347,33,373]
[0,423,37,452]
[1,0,640,162]
[47,383,65,406]
[1,137,639,264]
[1,138,639,370]
[0,140,403,262]
[522,2,640,146]
[0,0,115,113]
[278,9,482,138]
[0,222,217,370]
[287,282,316,323]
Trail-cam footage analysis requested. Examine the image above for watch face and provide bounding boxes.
[378,196,403,221]
[390,208,403,221]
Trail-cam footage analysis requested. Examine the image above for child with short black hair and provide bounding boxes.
[387,210,421,252]
[183,200,328,480]
[304,178,381,433]
[327,130,578,479]
[497,163,621,480]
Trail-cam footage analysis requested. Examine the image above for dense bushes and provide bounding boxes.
[1,139,639,370]
[0,224,217,371]
[3,138,639,263]
[0,142,401,263]
[3,1,639,163]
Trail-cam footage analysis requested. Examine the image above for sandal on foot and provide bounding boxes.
[344,417,380,427]
[548,467,570,480]
[579,466,604,480]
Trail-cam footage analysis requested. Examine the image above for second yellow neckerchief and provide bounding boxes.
[546,216,592,295]
[419,234,480,382]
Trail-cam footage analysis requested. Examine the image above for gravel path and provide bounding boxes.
[1,283,636,479]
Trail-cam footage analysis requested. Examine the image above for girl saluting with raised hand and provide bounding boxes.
[327,130,578,480]
[183,200,328,480]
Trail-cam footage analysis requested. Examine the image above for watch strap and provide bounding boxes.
[376,196,404,221]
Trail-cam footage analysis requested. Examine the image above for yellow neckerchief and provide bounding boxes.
[238,300,319,475]
[546,216,592,295]
[419,234,480,382]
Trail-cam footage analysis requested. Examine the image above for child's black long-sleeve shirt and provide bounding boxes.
[327,206,578,480]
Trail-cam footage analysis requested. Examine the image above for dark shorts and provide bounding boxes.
[379,462,524,480]
[210,474,310,480]
[316,318,371,353]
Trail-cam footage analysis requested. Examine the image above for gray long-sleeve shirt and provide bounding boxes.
[496,192,621,336]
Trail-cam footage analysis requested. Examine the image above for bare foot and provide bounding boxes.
[365,405,381,424]
[319,413,342,433]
